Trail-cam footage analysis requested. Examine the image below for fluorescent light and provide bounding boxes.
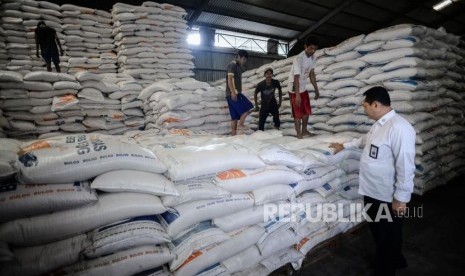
[433,0,453,11]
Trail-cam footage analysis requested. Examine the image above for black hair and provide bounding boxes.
[363,86,391,106]
[237,49,249,59]
[36,21,46,28]
[305,36,319,47]
[264,68,273,75]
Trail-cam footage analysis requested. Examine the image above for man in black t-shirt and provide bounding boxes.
[35,21,63,72]
[254,68,282,131]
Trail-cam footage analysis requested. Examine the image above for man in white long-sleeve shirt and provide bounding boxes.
[330,86,415,276]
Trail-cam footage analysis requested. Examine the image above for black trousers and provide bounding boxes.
[258,101,280,131]
[364,196,407,276]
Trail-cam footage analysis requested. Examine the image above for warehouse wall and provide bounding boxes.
[190,45,285,83]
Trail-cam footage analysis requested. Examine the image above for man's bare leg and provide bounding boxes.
[294,118,302,139]
[231,120,238,136]
[238,112,248,128]
[46,62,52,72]
[54,62,61,73]
[301,115,310,135]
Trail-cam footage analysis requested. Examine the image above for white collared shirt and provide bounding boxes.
[343,110,416,203]
[287,51,317,93]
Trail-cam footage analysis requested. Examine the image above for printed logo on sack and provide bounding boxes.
[18,152,38,167]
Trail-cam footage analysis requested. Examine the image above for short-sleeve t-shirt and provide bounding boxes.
[225,60,243,98]
[287,51,317,93]
[255,79,281,106]
[35,26,58,54]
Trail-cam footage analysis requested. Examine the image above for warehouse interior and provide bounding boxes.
[0,0,464,275]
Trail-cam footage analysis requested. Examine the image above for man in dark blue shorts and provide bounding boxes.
[226,50,253,135]
[35,21,63,73]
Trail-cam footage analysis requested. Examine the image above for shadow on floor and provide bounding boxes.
[275,176,465,276]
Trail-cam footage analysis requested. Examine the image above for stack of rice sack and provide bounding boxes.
[0,25,7,70]
[0,130,364,275]
[75,71,145,135]
[0,71,146,138]
[132,130,363,275]
[315,25,465,194]
[60,4,117,74]
[238,24,465,194]
[0,134,175,276]
[139,78,232,135]
[111,1,194,87]
[1,0,66,73]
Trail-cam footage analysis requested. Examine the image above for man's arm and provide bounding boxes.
[35,33,40,58]
[55,33,63,56]
[309,69,319,100]
[276,80,282,108]
[329,135,366,154]
[254,86,260,111]
[293,74,301,106]
[391,124,416,207]
[227,73,237,101]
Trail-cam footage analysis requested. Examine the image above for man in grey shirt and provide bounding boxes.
[225,50,253,135]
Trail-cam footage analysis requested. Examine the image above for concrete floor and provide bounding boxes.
[276,176,465,276]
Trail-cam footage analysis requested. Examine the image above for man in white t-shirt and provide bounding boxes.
[287,36,320,139]
[330,86,416,276]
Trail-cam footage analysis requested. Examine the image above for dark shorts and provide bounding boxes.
[42,50,60,65]
[226,93,253,120]
[289,91,312,119]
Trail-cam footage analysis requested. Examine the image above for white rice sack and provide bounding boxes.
[213,166,303,193]
[221,245,262,274]
[57,245,174,276]
[23,71,76,82]
[74,71,103,82]
[0,181,97,223]
[0,71,23,82]
[18,134,166,184]
[314,173,359,197]
[156,144,265,181]
[338,185,362,200]
[354,40,385,53]
[294,166,346,195]
[0,192,166,246]
[84,215,171,258]
[0,235,87,276]
[91,170,178,196]
[364,24,426,42]
[53,81,82,90]
[257,144,304,168]
[51,95,79,111]
[325,79,365,90]
[359,47,424,64]
[213,204,276,233]
[169,221,230,271]
[158,193,255,237]
[323,60,367,74]
[174,226,265,276]
[161,179,230,207]
[138,81,175,100]
[325,34,365,56]
[252,184,296,205]
[260,248,304,272]
[174,79,210,90]
[256,227,299,257]
[383,80,440,91]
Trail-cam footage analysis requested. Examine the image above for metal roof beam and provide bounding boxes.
[295,0,360,41]
[187,0,211,27]
[194,22,292,41]
[232,0,366,36]
[201,7,304,32]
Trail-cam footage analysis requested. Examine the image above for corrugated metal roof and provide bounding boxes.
[44,0,465,51]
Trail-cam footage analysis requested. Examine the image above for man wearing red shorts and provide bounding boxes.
[287,36,320,139]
